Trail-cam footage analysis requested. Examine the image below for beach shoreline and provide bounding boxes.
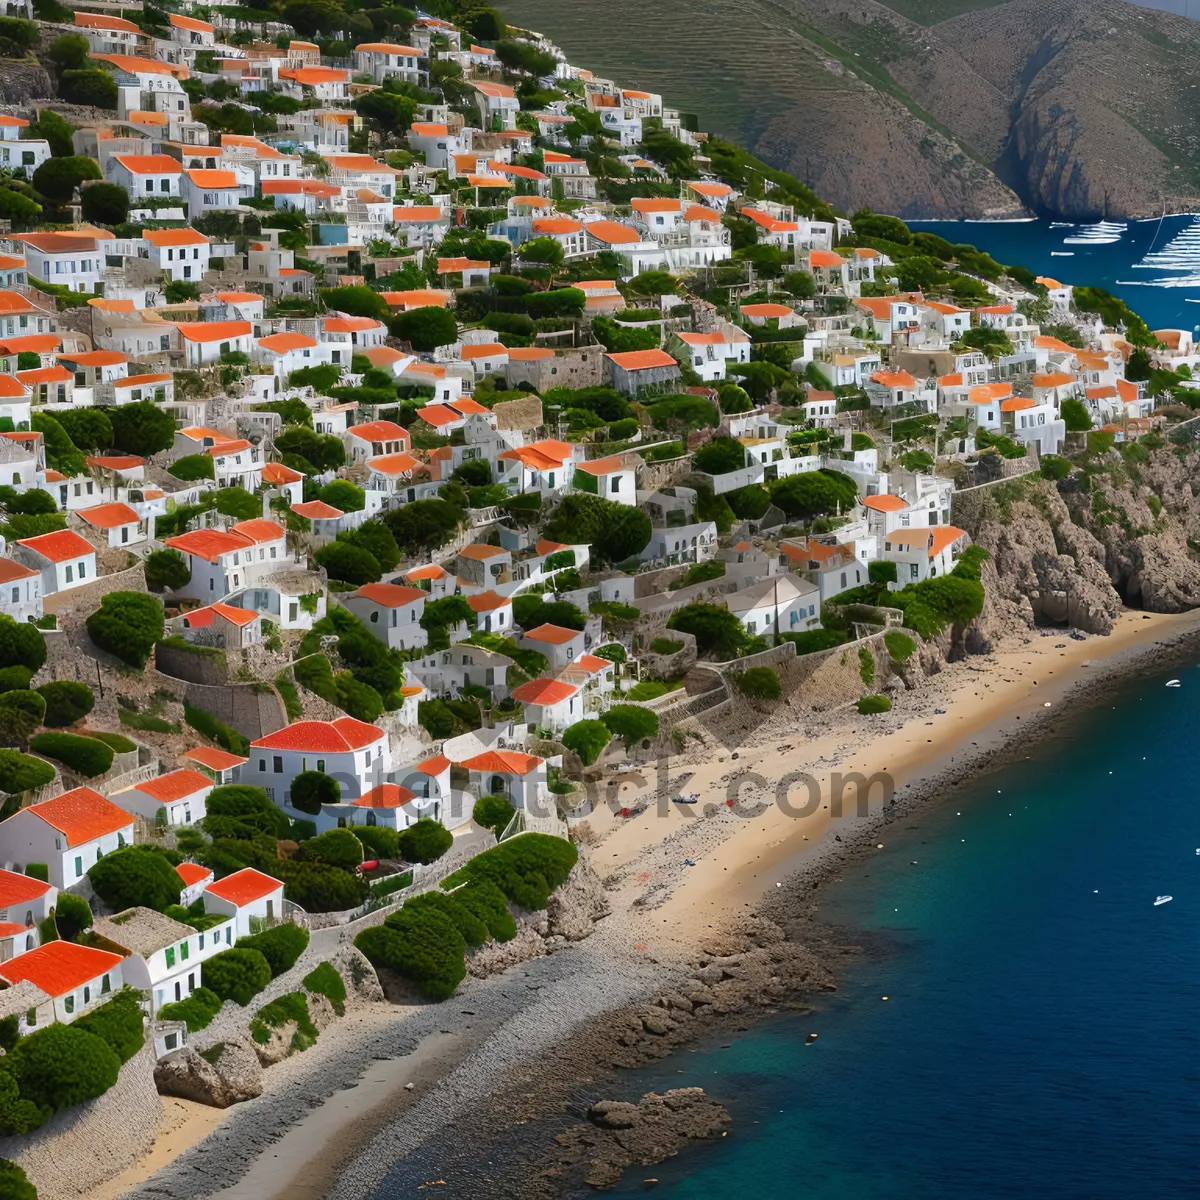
[118,608,1200,1200]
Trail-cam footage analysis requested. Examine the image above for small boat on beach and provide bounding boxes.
[1154,895,1173,906]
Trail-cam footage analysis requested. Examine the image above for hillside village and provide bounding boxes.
[0,1,1192,1195]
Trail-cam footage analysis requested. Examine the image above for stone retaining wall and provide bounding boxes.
[43,562,148,622]
[150,669,286,741]
[155,639,228,687]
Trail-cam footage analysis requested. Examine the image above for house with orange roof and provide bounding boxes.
[0,940,126,1024]
[106,153,184,202]
[110,768,214,827]
[322,314,388,362]
[256,329,331,379]
[201,867,285,937]
[173,319,253,368]
[18,232,106,295]
[407,122,452,169]
[346,419,410,464]
[778,537,869,603]
[511,677,584,735]
[867,367,934,413]
[521,622,587,672]
[495,438,578,497]
[167,11,215,49]
[919,300,971,342]
[1035,276,1073,310]
[180,745,247,787]
[0,786,134,889]
[573,454,638,506]
[851,295,920,345]
[352,40,424,83]
[673,324,751,383]
[976,302,1037,352]
[249,718,390,817]
[0,864,55,931]
[0,555,40,625]
[12,528,96,597]
[1000,394,1062,455]
[882,525,968,587]
[342,582,428,652]
[604,348,681,398]
[458,748,548,811]
[803,387,837,428]
[163,519,286,602]
[0,115,48,179]
[279,65,349,102]
[74,11,140,56]
[390,205,452,248]
[740,301,801,330]
[173,599,263,650]
[581,219,666,274]
[73,500,145,549]
[180,166,250,215]
[470,79,519,125]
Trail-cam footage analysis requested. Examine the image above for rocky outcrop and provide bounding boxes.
[0,63,53,106]
[330,944,385,1006]
[554,1089,732,1189]
[154,1036,264,1108]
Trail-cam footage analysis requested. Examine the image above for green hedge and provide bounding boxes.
[397,818,452,865]
[440,833,577,910]
[86,592,164,668]
[184,704,249,757]
[471,793,516,836]
[72,987,144,1063]
[236,922,309,978]
[350,824,400,860]
[28,732,113,777]
[0,749,54,794]
[355,906,465,1001]
[2,1023,119,1128]
[37,681,94,727]
[857,694,892,714]
[302,961,346,1016]
[561,719,612,766]
[88,846,180,912]
[156,986,223,1032]
[249,990,318,1052]
[202,947,272,1007]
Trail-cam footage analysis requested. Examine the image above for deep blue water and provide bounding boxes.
[608,660,1200,1198]
[916,216,1200,334]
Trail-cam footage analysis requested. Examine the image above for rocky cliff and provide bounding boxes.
[952,440,1200,635]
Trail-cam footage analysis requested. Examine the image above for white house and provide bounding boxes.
[727,574,821,640]
[248,718,391,812]
[345,420,410,464]
[0,941,124,1024]
[12,528,96,597]
[341,583,428,651]
[180,169,249,215]
[510,678,583,734]
[0,556,40,625]
[110,769,212,828]
[174,321,253,367]
[175,861,214,907]
[75,501,145,549]
[521,623,586,671]
[573,455,637,505]
[353,41,423,84]
[0,788,134,890]
[882,525,968,586]
[201,867,286,938]
[163,519,287,600]
[0,866,55,933]
[107,154,183,201]
[459,749,547,812]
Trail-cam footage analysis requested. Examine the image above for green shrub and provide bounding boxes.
[22,863,47,883]
[203,947,273,1007]
[472,793,516,836]
[249,990,318,1052]
[87,731,136,754]
[858,646,875,687]
[87,592,164,668]
[88,846,180,912]
[237,922,310,978]
[0,1064,47,1137]
[28,732,113,777]
[297,828,363,872]
[0,749,54,794]
[169,454,215,482]
[455,878,517,941]
[72,987,144,1064]
[0,1158,36,1199]
[602,704,659,749]
[593,643,626,663]
[0,614,45,673]
[157,986,222,1032]
[884,631,916,662]
[857,694,892,715]
[0,690,44,748]
[355,904,466,1000]
[735,666,781,700]
[350,824,400,860]
[1039,454,1072,481]
[302,961,346,1016]
[868,560,897,585]
[8,1023,119,1115]
[398,818,452,865]
[53,892,91,941]
[290,770,338,816]
[649,637,685,655]
[439,832,578,911]
[274,860,368,913]
[36,681,94,727]
[0,667,32,695]
[204,785,290,840]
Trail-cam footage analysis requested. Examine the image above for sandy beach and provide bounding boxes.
[117,608,1200,1200]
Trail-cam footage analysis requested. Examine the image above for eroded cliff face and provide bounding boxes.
[955,445,1200,636]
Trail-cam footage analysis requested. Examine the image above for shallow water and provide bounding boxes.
[607,660,1200,1198]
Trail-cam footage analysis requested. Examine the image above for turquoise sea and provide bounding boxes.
[607,659,1200,1198]
[916,217,1200,334]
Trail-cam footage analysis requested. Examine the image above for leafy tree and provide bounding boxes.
[318,285,388,321]
[668,601,750,658]
[88,846,180,912]
[58,68,117,109]
[850,209,912,244]
[895,255,944,293]
[36,680,94,727]
[274,859,368,912]
[236,922,309,977]
[52,406,112,452]
[543,493,650,564]
[960,327,1014,358]
[0,614,46,673]
[297,827,363,872]
[602,704,659,748]
[319,479,366,513]
[53,892,92,941]
[769,470,858,519]
[27,108,74,157]
[169,454,214,481]
[0,185,40,222]
[86,592,164,668]
[391,306,458,351]
[382,498,465,555]
[72,987,143,1063]
[205,785,291,839]
[355,88,416,131]
[637,126,694,176]
[518,236,564,267]
[466,7,505,39]
[79,179,128,225]
[288,771,339,817]
[562,719,612,766]
[203,947,272,1006]
[398,818,452,864]
[693,437,746,475]
[313,541,381,586]
[213,487,259,522]
[0,690,45,748]
[108,401,175,457]
[337,520,399,573]
[494,38,557,76]
[717,384,753,415]
[30,413,85,477]
[472,793,516,835]
[783,269,815,299]
[0,748,53,793]
[0,1158,36,1199]
[47,31,89,71]
[1040,454,1072,481]
[32,154,100,204]
[724,483,770,519]
[1061,398,1092,432]
[275,426,345,471]
[145,548,190,592]
[356,905,466,1000]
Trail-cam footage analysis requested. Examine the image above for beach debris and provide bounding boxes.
[876,843,884,849]
[1043,702,1052,707]
[405,1082,415,1090]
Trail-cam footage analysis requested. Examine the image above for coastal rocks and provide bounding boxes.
[553,1088,732,1189]
[154,1036,264,1108]
[329,944,385,1006]
[546,856,610,940]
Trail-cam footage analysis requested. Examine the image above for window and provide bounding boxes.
[165,946,176,968]
[65,566,73,583]
[64,996,74,1014]
[9,587,16,603]
[78,562,85,579]
[274,756,282,773]
[101,974,110,994]
[74,855,81,877]
[25,1007,35,1026]
[180,941,189,961]
[316,759,325,773]
[83,986,90,1004]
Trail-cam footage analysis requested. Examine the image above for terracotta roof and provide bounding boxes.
[351,783,418,809]
[523,623,581,646]
[967,382,1012,405]
[368,452,421,476]
[605,349,677,371]
[884,526,967,557]
[467,590,510,613]
[871,370,916,389]
[16,365,71,385]
[415,405,461,429]
[262,461,304,485]
[413,754,450,776]
[203,867,283,907]
[181,745,248,772]
[75,11,139,31]
[459,749,544,776]
[291,500,342,520]
[862,494,908,512]
[121,769,212,804]
[59,349,125,367]
[0,867,50,908]
[90,53,187,79]
[1001,397,1037,411]
[251,717,382,753]
[258,332,316,353]
[508,346,554,361]
[76,501,140,530]
[114,154,184,176]
[354,582,425,607]
[181,601,259,628]
[510,678,577,705]
[584,220,639,245]
[458,543,507,561]
[0,941,123,997]
[497,439,573,469]
[323,316,382,333]
[0,557,35,585]
[407,564,447,581]
[164,528,252,563]
[686,181,733,198]
[1032,371,1077,388]
[348,420,408,442]
[175,862,213,887]
[0,334,60,354]
[169,12,213,31]
[575,456,625,476]
[28,787,131,847]
[740,303,794,319]
[174,320,251,343]
[380,289,448,308]
[532,217,582,235]
[185,169,237,188]
[391,207,445,223]
[229,519,283,544]
[17,529,94,564]
[86,452,145,468]
[809,249,846,268]
[280,67,349,85]
[459,343,506,361]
